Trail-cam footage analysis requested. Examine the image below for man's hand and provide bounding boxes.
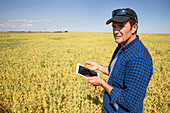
[87,77,104,86]
[84,62,109,75]
[87,77,113,95]
[83,62,101,71]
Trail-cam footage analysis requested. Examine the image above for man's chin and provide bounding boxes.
[115,39,122,44]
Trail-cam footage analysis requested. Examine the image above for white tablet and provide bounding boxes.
[76,63,99,79]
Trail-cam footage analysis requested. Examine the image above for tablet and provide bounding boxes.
[76,63,99,79]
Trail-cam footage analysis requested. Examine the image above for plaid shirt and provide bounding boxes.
[103,35,153,113]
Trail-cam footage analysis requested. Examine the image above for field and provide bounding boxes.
[0,32,169,113]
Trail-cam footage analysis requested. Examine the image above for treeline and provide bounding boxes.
[0,31,68,33]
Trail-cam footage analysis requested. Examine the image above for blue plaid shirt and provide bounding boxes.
[103,35,153,113]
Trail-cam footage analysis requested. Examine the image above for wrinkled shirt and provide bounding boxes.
[103,35,153,113]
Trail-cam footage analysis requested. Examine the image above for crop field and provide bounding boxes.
[0,32,169,113]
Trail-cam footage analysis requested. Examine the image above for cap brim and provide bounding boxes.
[106,15,130,25]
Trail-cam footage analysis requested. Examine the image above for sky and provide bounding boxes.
[0,0,170,33]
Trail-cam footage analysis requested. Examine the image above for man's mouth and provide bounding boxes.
[115,36,121,39]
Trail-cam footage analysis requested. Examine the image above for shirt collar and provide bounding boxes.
[121,35,139,52]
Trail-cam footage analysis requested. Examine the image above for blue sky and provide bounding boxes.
[0,0,170,33]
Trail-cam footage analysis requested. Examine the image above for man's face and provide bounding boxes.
[112,21,136,47]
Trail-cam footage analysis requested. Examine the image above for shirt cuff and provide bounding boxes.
[110,86,122,104]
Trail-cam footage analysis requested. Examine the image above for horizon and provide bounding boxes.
[1,31,170,34]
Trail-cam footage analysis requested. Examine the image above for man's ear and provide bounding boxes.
[132,23,138,34]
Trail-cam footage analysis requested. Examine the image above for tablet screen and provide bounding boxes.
[76,64,99,78]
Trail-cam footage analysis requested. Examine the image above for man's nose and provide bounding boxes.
[113,28,120,33]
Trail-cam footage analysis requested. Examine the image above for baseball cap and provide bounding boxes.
[106,8,138,25]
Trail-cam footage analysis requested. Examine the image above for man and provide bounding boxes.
[84,8,153,113]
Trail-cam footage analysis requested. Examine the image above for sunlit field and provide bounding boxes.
[0,32,169,113]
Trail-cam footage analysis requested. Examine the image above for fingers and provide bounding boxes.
[87,77,101,86]
[87,76,98,80]
[87,77,95,83]
[83,62,94,66]
[88,77,96,86]
[83,62,99,70]
[84,62,94,70]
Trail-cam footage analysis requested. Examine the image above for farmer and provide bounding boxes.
[84,8,153,113]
